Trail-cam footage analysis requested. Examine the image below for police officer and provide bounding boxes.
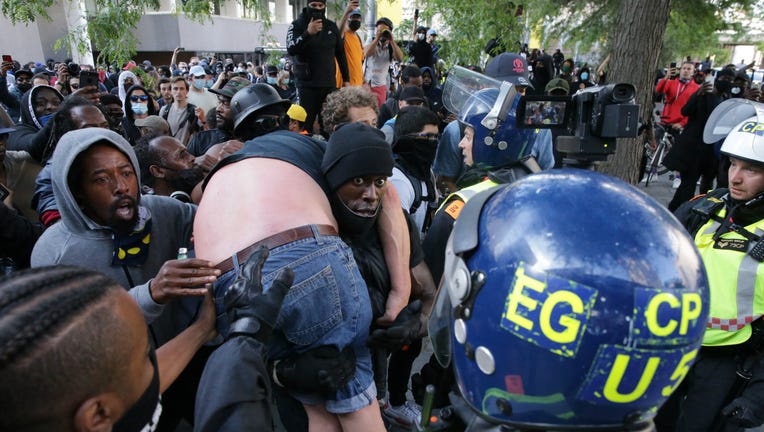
[658,101,764,431]
[428,169,710,431]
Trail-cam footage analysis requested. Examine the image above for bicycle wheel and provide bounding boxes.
[644,142,664,187]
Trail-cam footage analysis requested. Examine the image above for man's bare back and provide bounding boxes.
[194,158,336,265]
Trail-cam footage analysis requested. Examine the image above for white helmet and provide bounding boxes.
[720,116,764,164]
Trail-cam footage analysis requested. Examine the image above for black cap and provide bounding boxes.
[322,123,393,191]
[485,53,533,88]
[400,86,426,103]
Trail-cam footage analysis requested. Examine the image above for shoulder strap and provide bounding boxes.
[396,162,423,214]
[160,105,169,120]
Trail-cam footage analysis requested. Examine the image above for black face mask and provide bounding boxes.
[349,20,362,31]
[17,83,32,94]
[393,135,439,180]
[308,6,325,21]
[113,347,162,432]
[715,80,732,95]
[330,194,380,237]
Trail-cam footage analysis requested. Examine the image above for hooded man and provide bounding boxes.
[286,0,350,135]
[30,127,222,428]
[116,70,139,105]
[7,85,64,163]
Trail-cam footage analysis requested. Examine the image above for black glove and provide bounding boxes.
[274,346,356,395]
[367,300,423,350]
[224,245,294,343]
[722,396,764,428]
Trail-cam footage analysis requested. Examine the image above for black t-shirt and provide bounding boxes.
[203,130,329,193]
[344,210,424,320]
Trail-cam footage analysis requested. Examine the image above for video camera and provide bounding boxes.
[517,83,640,165]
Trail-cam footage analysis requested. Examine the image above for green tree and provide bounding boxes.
[0,0,271,65]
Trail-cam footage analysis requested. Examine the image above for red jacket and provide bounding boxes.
[655,78,699,127]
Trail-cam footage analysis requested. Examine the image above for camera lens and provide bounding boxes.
[610,83,635,103]
[68,62,81,76]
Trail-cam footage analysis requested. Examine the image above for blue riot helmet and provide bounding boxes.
[457,83,537,169]
[429,169,709,430]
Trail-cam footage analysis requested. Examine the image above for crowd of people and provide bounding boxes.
[3,0,764,430]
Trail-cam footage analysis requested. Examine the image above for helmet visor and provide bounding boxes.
[428,282,453,368]
[442,65,502,116]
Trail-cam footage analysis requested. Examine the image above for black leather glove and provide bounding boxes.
[274,346,356,395]
[367,300,423,351]
[224,245,294,344]
[722,396,764,428]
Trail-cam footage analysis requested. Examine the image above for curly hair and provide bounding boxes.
[321,86,379,133]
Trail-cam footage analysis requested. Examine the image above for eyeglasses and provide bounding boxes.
[253,116,281,131]
[131,95,149,102]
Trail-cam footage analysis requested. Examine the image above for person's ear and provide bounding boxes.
[149,164,166,179]
[74,394,122,432]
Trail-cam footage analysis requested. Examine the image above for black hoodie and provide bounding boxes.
[286,7,349,88]
[7,85,63,162]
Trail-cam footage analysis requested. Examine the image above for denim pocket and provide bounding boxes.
[278,264,343,346]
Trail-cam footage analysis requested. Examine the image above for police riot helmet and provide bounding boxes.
[429,169,709,430]
[231,83,291,136]
[720,115,764,165]
[458,86,536,169]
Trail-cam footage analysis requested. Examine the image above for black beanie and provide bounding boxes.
[322,123,394,191]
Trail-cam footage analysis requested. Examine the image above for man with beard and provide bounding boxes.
[135,135,205,203]
[389,106,440,236]
[31,128,222,429]
[187,77,249,157]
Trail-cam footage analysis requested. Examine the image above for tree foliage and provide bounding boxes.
[0,0,271,65]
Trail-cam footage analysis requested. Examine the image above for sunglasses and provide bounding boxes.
[253,116,281,131]
[70,83,80,89]
[131,95,149,102]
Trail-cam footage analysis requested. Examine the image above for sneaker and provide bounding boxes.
[382,400,422,426]
[672,176,681,189]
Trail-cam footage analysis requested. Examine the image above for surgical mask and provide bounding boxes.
[283,78,291,85]
[349,20,361,31]
[132,103,148,115]
[730,86,743,97]
[193,79,206,90]
[417,33,425,41]
[580,72,589,81]
[267,77,278,85]
[112,348,162,432]
[206,79,214,89]
[562,65,571,73]
[38,113,54,127]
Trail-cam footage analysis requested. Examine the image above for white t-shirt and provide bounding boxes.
[187,88,218,115]
[364,42,393,87]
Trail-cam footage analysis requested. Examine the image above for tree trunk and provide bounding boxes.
[600,0,671,183]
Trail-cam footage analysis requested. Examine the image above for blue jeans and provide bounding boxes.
[212,225,375,413]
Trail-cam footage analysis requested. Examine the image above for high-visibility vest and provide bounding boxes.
[436,179,499,215]
[695,208,764,346]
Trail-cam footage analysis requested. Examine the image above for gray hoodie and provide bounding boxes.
[31,128,198,345]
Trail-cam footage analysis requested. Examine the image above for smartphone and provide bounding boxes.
[670,62,676,68]
[310,9,324,20]
[1,55,11,63]
[0,183,9,202]
[414,8,419,19]
[79,70,99,89]
[705,73,715,84]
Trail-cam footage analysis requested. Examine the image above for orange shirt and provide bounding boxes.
[336,30,364,87]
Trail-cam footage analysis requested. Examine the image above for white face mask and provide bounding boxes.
[417,33,425,41]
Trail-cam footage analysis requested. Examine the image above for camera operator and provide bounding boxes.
[364,17,404,108]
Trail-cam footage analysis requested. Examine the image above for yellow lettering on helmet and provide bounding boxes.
[662,349,698,396]
[753,123,764,134]
[539,290,583,344]
[603,354,661,403]
[680,293,702,335]
[504,267,545,331]
[645,293,680,337]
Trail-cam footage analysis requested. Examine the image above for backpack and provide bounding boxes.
[160,104,198,137]
[395,161,437,233]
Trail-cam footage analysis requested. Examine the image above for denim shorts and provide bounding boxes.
[211,225,375,413]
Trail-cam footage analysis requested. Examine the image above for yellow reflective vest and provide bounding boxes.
[695,208,764,346]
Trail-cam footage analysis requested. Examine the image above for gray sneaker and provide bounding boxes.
[382,400,422,426]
